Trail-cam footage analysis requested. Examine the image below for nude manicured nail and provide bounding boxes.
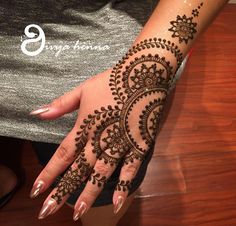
[114,196,124,214]
[38,199,57,220]
[73,202,87,221]
[30,180,44,198]
[30,106,50,115]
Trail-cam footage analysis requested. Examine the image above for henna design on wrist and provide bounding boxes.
[51,167,80,204]
[168,2,203,44]
[115,180,132,192]
[192,2,204,17]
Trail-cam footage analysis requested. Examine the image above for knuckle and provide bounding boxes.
[84,186,98,199]
[122,163,138,177]
[56,145,74,164]
[94,162,110,176]
[42,167,52,180]
[52,96,64,108]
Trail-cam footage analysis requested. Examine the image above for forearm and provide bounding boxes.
[130,0,229,71]
[108,0,229,154]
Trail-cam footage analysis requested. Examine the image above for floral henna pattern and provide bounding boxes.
[77,38,182,165]
[52,149,92,204]
[102,124,129,156]
[168,15,197,44]
[88,170,107,187]
[51,38,183,204]
[139,99,164,144]
[169,2,203,44]
[115,180,132,192]
[51,167,81,204]
[192,2,204,17]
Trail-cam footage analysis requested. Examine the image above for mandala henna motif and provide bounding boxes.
[130,64,165,90]
[51,167,81,204]
[102,124,129,156]
[169,2,204,44]
[52,148,92,204]
[169,15,197,44]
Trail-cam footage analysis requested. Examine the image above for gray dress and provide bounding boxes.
[0,0,159,143]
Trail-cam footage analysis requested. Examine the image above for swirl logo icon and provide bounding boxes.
[21,24,45,56]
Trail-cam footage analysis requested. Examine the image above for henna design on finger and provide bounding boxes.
[89,169,107,188]
[168,2,203,44]
[51,167,81,204]
[115,180,132,192]
[51,148,92,204]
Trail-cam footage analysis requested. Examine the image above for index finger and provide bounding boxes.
[30,127,86,198]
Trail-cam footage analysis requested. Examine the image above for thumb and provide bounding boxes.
[30,85,83,120]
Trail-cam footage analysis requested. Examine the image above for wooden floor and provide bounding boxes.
[1,4,236,226]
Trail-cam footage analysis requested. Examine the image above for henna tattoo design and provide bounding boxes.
[51,37,183,203]
[115,180,132,192]
[76,38,182,166]
[169,2,203,44]
[169,15,197,44]
[51,167,81,204]
[192,9,199,17]
[192,2,204,17]
[51,148,92,204]
[89,170,107,187]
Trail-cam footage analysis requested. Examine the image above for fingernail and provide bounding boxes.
[114,196,124,214]
[30,106,50,116]
[38,198,57,220]
[30,180,44,198]
[73,202,87,221]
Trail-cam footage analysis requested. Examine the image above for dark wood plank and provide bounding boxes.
[120,190,236,226]
[155,4,236,156]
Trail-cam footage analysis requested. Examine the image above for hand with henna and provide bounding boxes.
[29,0,228,222]
[29,37,182,220]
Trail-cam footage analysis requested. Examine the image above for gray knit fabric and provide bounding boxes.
[0,0,162,143]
